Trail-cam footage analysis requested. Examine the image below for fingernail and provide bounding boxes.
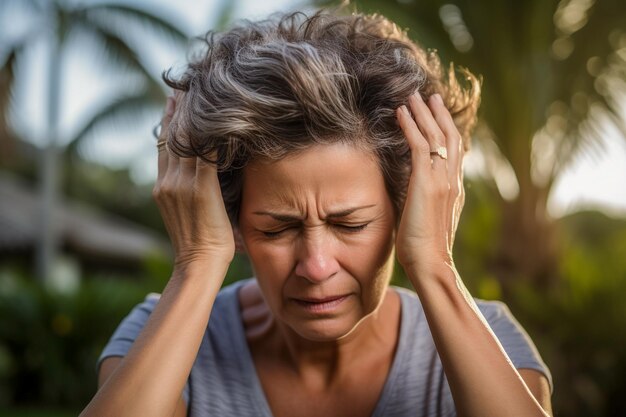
[165,97,174,116]
[400,105,410,116]
[432,93,443,105]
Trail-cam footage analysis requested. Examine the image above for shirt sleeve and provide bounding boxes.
[95,292,191,405]
[476,299,554,394]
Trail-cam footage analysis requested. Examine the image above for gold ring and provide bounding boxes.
[429,146,447,160]
[156,141,167,152]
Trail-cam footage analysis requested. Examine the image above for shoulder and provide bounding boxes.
[390,286,553,393]
[391,286,519,328]
[392,287,535,348]
[137,278,253,313]
[114,278,252,339]
[136,292,161,311]
[469,299,537,345]
[474,299,513,319]
[472,299,554,394]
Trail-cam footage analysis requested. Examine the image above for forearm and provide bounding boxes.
[80,260,229,417]
[407,262,550,417]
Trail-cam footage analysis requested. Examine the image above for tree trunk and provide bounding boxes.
[36,32,61,284]
[0,53,16,167]
[493,180,561,297]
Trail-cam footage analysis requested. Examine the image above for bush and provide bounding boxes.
[0,267,154,407]
[509,211,626,417]
[0,253,253,409]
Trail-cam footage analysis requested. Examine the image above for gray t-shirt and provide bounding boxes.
[97,277,553,416]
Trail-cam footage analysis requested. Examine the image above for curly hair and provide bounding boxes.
[163,5,481,226]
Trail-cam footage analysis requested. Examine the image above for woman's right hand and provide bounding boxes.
[82,95,232,417]
[152,93,235,271]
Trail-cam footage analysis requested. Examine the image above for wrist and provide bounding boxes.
[398,247,454,276]
[174,247,234,269]
[172,255,232,280]
[403,257,457,290]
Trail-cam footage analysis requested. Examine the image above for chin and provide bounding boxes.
[291,322,355,342]
[284,311,370,342]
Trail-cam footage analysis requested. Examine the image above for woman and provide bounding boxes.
[81,6,553,417]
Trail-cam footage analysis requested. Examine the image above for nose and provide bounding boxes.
[294,230,340,283]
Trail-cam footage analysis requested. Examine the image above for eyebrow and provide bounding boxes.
[253,205,376,222]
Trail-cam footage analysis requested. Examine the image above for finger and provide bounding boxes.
[396,105,432,174]
[428,94,462,191]
[179,156,197,183]
[428,94,466,249]
[196,153,230,225]
[157,143,169,183]
[408,92,447,171]
[196,152,219,187]
[163,143,180,187]
[157,96,175,183]
[428,95,463,248]
[161,95,175,136]
[163,114,181,187]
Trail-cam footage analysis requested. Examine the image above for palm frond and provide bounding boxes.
[0,13,44,69]
[81,4,188,42]
[67,88,164,154]
[81,22,146,75]
[214,0,238,32]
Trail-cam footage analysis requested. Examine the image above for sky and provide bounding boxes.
[2,0,626,219]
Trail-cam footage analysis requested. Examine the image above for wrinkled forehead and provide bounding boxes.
[240,142,386,213]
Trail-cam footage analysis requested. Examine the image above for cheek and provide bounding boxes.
[244,239,294,293]
[248,239,286,267]
[358,232,395,297]
[243,242,288,309]
[347,221,396,301]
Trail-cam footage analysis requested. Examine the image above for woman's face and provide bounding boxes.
[238,142,397,342]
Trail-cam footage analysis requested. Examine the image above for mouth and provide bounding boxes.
[291,294,351,313]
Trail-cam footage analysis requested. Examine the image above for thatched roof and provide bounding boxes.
[0,172,169,264]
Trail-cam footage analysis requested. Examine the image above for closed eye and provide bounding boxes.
[262,230,285,238]
[260,226,296,238]
[260,223,369,238]
[332,223,369,233]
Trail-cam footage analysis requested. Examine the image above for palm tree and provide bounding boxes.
[0,0,190,283]
[315,0,626,291]
[0,51,17,168]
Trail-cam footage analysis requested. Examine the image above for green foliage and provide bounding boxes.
[508,211,626,417]
[452,179,502,297]
[0,266,152,407]
[0,253,253,409]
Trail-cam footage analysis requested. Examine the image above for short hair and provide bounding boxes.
[163,5,481,226]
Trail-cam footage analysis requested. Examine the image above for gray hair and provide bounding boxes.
[163,5,481,225]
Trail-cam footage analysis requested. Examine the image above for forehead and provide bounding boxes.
[240,143,385,210]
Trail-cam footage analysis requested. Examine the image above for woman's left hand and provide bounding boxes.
[395,92,465,276]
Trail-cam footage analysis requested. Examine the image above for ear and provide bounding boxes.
[233,227,247,254]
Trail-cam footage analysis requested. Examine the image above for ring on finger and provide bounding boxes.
[429,146,448,160]
[156,140,167,152]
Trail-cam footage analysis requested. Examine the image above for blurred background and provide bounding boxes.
[0,0,624,416]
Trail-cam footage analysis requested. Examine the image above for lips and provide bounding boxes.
[293,294,350,313]
[294,295,349,303]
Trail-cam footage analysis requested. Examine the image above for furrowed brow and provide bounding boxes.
[252,205,375,222]
[325,205,376,219]
[252,211,304,222]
